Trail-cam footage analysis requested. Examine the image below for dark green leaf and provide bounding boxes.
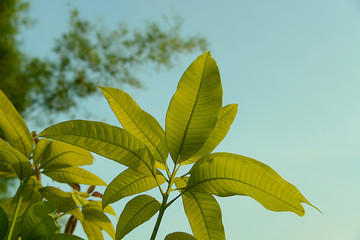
[22,201,60,240]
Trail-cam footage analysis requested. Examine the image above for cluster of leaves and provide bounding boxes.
[38,52,317,239]
[0,88,115,239]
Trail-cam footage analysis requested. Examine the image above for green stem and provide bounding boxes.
[150,194,169,240]
[6,179,28,240]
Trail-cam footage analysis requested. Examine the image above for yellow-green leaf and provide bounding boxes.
[188,153,316,216]
[164,232,197,240]
[39,187,84,221]
[82,201,115,239]
[0,138,31,179]
[182,192,225,240]
[165,52,222,163]
[72,192,90,207]
[99,86,168,169]
[42,167,106,186]
[34,139,93,169]
[81,220,103,240]
[22,201,60,240]
[182,104,238,165]
[0,89,33,158]
[0,161,17,178]
[116,195,160,239]
[103,168,165,208]
[39,120,155,176]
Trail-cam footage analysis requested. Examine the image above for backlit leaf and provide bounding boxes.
[182,104,238,165]
[0,138,31,179]
[103,168,166,208]
[39,120,155,176]
[164,232,197,240]
[0,161,17,178]
[99,86,168,169]
[182,192,225,240]
[22,201,60,240]
[116,195,160,239]
[71,192,90,207]
[0,89,33,158]
[82,201,115,239]
[81,220,103,240]
[165,52,222,163]
[188,153,316,216]
[39,187,84,221]
[42,167,106,186]
[34,139,93,169]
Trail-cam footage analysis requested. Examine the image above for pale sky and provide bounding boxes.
[22,1,360,239]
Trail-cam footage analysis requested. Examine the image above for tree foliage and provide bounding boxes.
[0,2,207,118]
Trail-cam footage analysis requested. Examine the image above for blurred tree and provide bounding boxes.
[0,0,207,198]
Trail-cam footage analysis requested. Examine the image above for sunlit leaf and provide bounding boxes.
[0,89,33,158]
[39,187,84,221]
[82,201,115,239]
[182,192,225,240]
[103,168,166,208]
[22,201,60,240]
[99,86,168,169]
[0,138,31,179]
[182,104,238,165]
[164,232,197,240]
[116,195,160,239]
[82,220,103,240]
[34,139,93,169]
[175,177,225,240]
[42,167,106,186]
[188,153,316,216]
[71,192,89,207]
[165,52,222,163]
[39,120,155,176]
[0,206,8,240]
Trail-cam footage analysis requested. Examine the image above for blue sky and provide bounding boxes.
[21,1,360,239]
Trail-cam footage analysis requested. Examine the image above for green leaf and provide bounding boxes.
[164,232,197,240]
[188,153,316,216]
[39,120,155,176]
[82,201,115,239]
[0,161,17,178]
[39,187,84,221]
[0,138,31,179]
[0,206,8,240]
[182,192,225,240]
[22,201,60,240]
[82,220,103,240]
[34,139,93,169]
[71,192,90,207]
[182,104,238,165]
[165,52,222,163]
[42,167,106,186]
[99,86,168,169]
[41,233,85,240]
[0,89,33,158]
[2,178,43,222]
[103,168,166,208]
[116,195,160,239]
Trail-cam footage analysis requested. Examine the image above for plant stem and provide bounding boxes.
[150,194,169,240]
[6,179,28,240]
